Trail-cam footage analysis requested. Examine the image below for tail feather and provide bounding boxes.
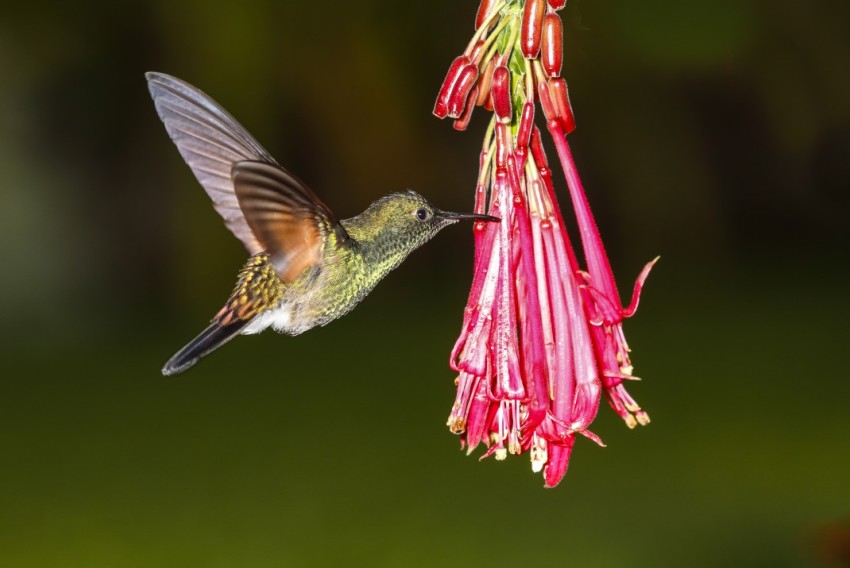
[162,319,249,376]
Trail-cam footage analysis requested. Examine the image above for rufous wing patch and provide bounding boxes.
[232,160,342,283]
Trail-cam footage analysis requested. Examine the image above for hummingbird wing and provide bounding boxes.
[232,160,351,283]
[146,72,272,255]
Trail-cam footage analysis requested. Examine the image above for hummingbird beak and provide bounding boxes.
[435,210,500,223]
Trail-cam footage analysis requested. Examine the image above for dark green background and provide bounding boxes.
[1,1,849,566]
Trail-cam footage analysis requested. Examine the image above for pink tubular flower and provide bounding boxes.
[437,0,657,487]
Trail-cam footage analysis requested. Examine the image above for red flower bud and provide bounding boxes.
[447,64,480,119]
[434,56,472,119]
[521,0,546,58]
[547,0,567,9]
[548,77,575,133]
[475,0,498,30]
[476,59,495,106]
[517,102,535,150]
[537,80,557,121]
[491,65,512,122]
[542,13,563,77]
[530,126,549,168]
[454,86,478,131]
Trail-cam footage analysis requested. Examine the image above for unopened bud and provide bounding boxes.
[521,0,546,58]
[434,56,472,119]
[547,0,567,9]
[530,126,549,168]
[537,80,557,121]
[548,77,575,133]
[454,86,478,131]
[541,13,563,77]
[491,65,512,122]
[476,59,495,106]
[517,102,535,150]
[447,64,480,119]
[475,0,498,30]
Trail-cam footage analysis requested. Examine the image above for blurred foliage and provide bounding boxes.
[1,0,849,566]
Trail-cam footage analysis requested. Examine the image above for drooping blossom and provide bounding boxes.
[435,0,657,487]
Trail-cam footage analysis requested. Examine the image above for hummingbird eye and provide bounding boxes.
[415,207,431,221]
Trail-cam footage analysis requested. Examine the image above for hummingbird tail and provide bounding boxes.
[162,319,249,376]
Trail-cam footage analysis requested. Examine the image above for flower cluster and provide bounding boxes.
[435,0,658,487]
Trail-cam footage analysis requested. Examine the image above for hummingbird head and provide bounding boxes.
[356,190,498,253]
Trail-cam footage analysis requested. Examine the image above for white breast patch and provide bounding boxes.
[241,305,292,335]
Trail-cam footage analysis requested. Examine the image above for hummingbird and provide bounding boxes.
[146,72,497,376]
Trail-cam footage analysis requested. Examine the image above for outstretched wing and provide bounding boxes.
[146,72,273,255]
[232,160,349,283]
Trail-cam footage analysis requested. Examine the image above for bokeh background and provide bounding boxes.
[2,0,849,566]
